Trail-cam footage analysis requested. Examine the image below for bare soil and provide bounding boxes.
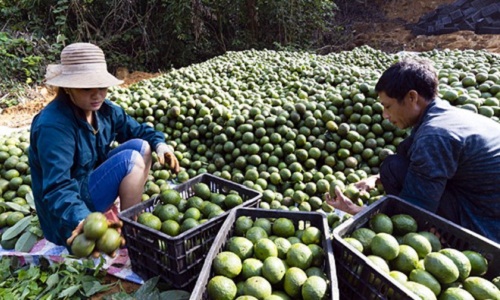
[332,0,500,54]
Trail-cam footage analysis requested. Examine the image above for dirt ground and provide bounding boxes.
[350,0,500,54]
[1,0,499,295]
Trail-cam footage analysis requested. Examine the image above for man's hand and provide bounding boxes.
[156,143,180,174]
[325,186,364,215]
[354,174,380,193]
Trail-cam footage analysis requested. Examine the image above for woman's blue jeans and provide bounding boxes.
[88,139,147,212]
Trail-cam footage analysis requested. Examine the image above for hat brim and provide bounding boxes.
[45,72,123,88]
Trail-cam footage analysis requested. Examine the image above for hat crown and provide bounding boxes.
[44,42,123,88]
[61,43,106,65]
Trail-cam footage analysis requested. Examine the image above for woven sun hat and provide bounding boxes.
[45,42,123,88]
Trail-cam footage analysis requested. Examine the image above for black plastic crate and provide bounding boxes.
[118,173,262,289]
[332,195,500,299]
[190,207,339,300]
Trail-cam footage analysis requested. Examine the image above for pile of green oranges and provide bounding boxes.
[0,130,40,251]
[1,46,499,257]
[0,130,32,228]
[108,46,499,234]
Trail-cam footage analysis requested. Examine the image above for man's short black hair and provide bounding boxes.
[375,58,438,103]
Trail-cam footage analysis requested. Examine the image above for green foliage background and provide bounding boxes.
[0,0,338,106]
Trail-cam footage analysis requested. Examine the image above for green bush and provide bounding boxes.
[0,31,63,107]
[1,0,337,69]
[0,0,338,107]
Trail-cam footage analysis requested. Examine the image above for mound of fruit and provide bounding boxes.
[0,129,42,252]
[207,215,331,300]
[108,46,499,233]
[344,212,500,300]
[1,46,500,253]
[0,130,31,208]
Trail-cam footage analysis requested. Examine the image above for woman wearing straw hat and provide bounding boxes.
[28,42,180,253]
